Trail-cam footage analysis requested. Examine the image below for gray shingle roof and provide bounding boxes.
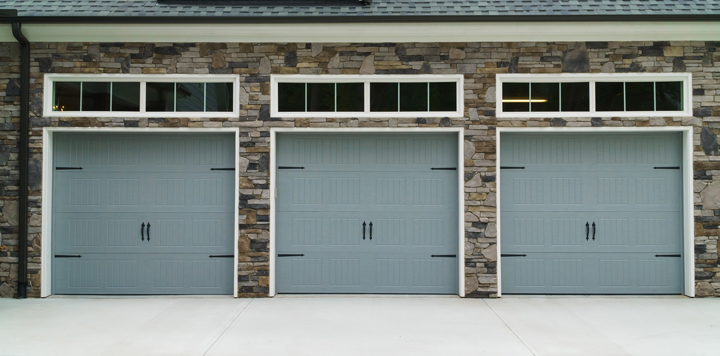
[4,0,720,18]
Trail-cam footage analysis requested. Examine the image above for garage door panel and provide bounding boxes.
[501,132,683,295]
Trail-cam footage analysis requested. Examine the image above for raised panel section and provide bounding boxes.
[106,260,138,288]
[635,138,670,164]
[413,218,443,246]
[375,258,406,287]
[637,219,667,245]
[109,179,139,206]
[414,179,443,205]
[511,138,544,165]
[108,139,139,166]
[292,178,323,204]
[292,138,323,164]
[597,178,628,204]
[155,179,186,206]
[376,139,407,164]
[68,220,100,247]
[413,139,444,165]
[374,219,406,246]
[153,260,184,288]
[154,220,185,247]
[107,220,139,247]
[513,178,543,204]
[376,178,405,205]
[549,139,582,164]
[552,259,583,286]
[192,260,226,288]
[597,219,630,246]
[513,258,545,287]
[329,178,360,205]
[292,218,323,246]
[597,138,629,164]
[192,219,224,247]
[636,178,667,204]
[413,259,444,287]
[155,139,186,165]
[551,178,582,204]
[551,218,581,246]
[67,260,100,288]
[515,218,545,246]
[192,139,226,165]
[70,179,100,206]
[69,139,103,166]
[638,259,671,287]
[193,179,223,206]
[291,259,323,286]
[328,218,360,246]
[329,259,360,286]
[599,259,631,287]
[326,138,360,164]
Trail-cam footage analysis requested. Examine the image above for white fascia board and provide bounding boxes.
[0,21,719,43]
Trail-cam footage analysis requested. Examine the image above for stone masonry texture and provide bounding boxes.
[0,41,718,298]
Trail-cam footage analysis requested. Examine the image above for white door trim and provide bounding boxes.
[269,127,465,297]
[496,127,695,297]
[40,127,241,298]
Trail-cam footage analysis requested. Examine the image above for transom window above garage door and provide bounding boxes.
[496,73,692,118]
[44,74,239,118]
[271,75,464,118]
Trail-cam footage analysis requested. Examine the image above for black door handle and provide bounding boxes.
[141,222,145,241]
[592,222,595,241]
[362,221,366,240]
[585,222,589,241]
[369,222,373,241]
[147,222,151,242]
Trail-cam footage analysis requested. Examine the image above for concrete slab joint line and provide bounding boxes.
[201,298,255,356]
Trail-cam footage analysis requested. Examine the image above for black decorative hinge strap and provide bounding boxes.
[655,254,681,257]
[500,166,525,169]
[278,254,305,257]
[210,168,234,171]
[654,166,680,170]
[501,254,527,257]
[55,255,82,258]
[209,255,234,258]
[431,167,456,170]
[56,167,83,170]
[431,254,457,258]
[278,166,305,170]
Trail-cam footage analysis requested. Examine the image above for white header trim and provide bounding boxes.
[1,21,718,42]
[271,74,464,118]
[496,73,693,118]
[43,74,240,118]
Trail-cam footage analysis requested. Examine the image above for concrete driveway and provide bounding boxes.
[0,296,718,356]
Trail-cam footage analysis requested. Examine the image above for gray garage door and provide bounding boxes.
[52,133,235,295]
[276,133,458,294]
[500,133,683,294]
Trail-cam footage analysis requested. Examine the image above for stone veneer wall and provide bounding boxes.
[0,41,718,298]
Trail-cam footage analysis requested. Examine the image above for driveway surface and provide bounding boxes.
[0,296,718,356]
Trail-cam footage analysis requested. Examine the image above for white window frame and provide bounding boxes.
[43,74,241,118]
[496,73,693,118]
[271,74,464,118]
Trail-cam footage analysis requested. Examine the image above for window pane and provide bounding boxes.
[656,81,683,111]
[530,83,559,112]
[502,83,529,112]
[54,82,81,111]
[307,83,335,112]
[336,83,364,112]
[146,82,175,112]
[625,82,654,111]
[81,82,111,111]
[278,83,305,112]
[400,82,427,111]
[176,83,204,112]
[596,82,624,111]
[561,82,590,112]
[206,82,233,112]
[429,82,457,112]
[111,82,140,112]
[370,83,398,112]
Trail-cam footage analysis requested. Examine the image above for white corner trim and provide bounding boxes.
[43,74,241,119]
[495,73,693,118]
[496,127,695,297]
[270,74,464,119]
[269,127,465,296]
[1,21,719,43]
[41,127,240,297]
